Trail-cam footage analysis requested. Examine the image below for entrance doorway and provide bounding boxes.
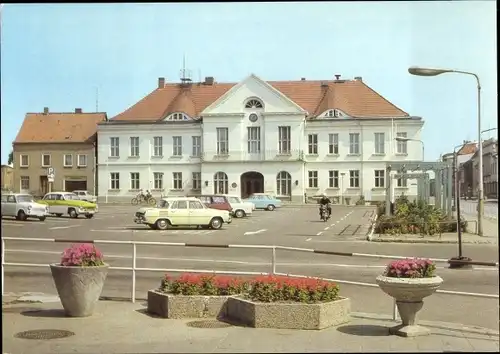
[240,171,264,198]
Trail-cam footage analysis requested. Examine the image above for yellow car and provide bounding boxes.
[134,197,232,230]
[38,192,98,219]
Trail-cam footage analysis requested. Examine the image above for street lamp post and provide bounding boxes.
[408,66,484,236]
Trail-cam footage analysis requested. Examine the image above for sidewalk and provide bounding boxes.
[2,299,498,353]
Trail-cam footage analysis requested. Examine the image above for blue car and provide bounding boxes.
[243,193,282,211]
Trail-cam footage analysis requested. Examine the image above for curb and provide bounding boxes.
[369,238,494,244]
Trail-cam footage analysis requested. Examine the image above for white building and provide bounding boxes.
[97,74,424,203]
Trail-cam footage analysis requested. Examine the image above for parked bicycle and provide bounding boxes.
[131,190,156,206]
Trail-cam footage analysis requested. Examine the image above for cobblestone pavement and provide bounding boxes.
[2,300,499,353]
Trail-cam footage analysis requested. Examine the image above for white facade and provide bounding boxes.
[97,75,424,203]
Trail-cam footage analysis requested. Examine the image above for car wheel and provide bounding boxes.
[68,208,78,218]
[17,210,27,221]
[267,204,275,211]
[85,214,94,219]
[55,213,63,217]
[155,219,169,230]
[209,217,223,230]
[235,209,245,218]
[38,216,46,222]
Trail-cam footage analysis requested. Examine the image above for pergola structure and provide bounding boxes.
[385,162,453,217]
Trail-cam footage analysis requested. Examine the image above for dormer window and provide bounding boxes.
[326,109,341,118]
[245,98,264,109]
[166,112,190,121]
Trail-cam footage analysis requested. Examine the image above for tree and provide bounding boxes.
[8,151,13,165]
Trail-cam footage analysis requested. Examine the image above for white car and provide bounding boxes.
[73,190,97,203]
[225,195,255,218]
[1,193,49,221]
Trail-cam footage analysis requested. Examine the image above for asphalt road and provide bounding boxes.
[2,204,499,330]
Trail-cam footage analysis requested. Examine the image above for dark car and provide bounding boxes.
[193,195,232,212]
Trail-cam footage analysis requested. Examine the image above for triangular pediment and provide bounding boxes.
[201,74,306,115]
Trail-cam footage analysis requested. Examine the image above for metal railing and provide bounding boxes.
[2,237,498,322]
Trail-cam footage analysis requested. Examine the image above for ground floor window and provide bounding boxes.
[130,172,140,190]
[153,172,163,190]
[374,170,385,188]
[349,170,360,188]
[110,173,120,190]
[20,176,30,190]
[276,171,291,196]
[308,171,318,188]
[214,171,228,194]
[397,177,407,187]
[192,172,201,190]
[173,172,183,190]
[329,170,339,188]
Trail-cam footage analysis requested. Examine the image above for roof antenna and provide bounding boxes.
[95,86,99,112]
[179,54,192,84]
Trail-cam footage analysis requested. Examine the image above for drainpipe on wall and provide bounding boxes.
[302,117,307,203]
[93,141,97,197]
[358,119,364,200]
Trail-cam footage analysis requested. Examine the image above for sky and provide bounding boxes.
[1,1,497,164]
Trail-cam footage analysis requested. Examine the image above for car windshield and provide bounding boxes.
[17,195,34,203]
[228,197,240,203]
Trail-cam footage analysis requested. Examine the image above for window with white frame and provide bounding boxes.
[77,154,87,167]
[170,113,188,121]
[213,171,228,194]
[396,132,407,154]
[130,172,140,190]
[130,137,139,157]
[349,170,360,188]
[192,136,201,157]
[20,155,29,167]
[173,172,183,190]
[173,136,182,156]
[192,172,201,190]
[397,177,408,187]
[349,133,360,154]
[216,128,229,155]
[276,171,292,196]
[247,127,261,153]
[308,171,318,188]
[308,134,318,154]
[278,126,291,154]
[328,134,339,154]
[41,154,51,167]
[374,133,385,154]
[110,137,120,157]
[374,170,385,188]
[245,99,263,109]
[153,136,163,157]
[63,154,73,167]
[329,170,339,188]
[20,176,30,190]
[110,172,120,190]
[153,172,163,190]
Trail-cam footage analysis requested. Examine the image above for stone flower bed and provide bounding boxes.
[147,273,248,319]
[148,273,350,330]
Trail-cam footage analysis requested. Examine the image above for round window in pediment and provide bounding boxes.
[249,113,259,122]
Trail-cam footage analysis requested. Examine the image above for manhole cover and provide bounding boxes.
[186,319,232,329]
[2,307,40,314]
[14,329,75,340]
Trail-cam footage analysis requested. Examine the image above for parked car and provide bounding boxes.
[1,193,49,221]
[243,193,282,211]
[190,194,233,213]
[134,196,232,230]
[37,192,98,219]
[225,194,255,218]
[73,190,97,203]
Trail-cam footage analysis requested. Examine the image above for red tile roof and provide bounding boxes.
[14,112,107,144]
[457,142,478,155]
[112,77,409,121]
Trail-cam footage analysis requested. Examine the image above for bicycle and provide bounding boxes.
[131,194,156,206]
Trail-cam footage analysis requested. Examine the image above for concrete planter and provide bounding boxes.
[376,275,443,337]
[50,263,109,317]
[227,296,351,330]
[147,290,233,319]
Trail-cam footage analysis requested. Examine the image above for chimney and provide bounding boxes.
[43,107,49,114]
[158,77,165,89]
[334,74,341,80]
[75,108,82,113]
[320,81,329,88]
[204,76,215,85]
[301,77,306,81]
[354,76,363,81]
